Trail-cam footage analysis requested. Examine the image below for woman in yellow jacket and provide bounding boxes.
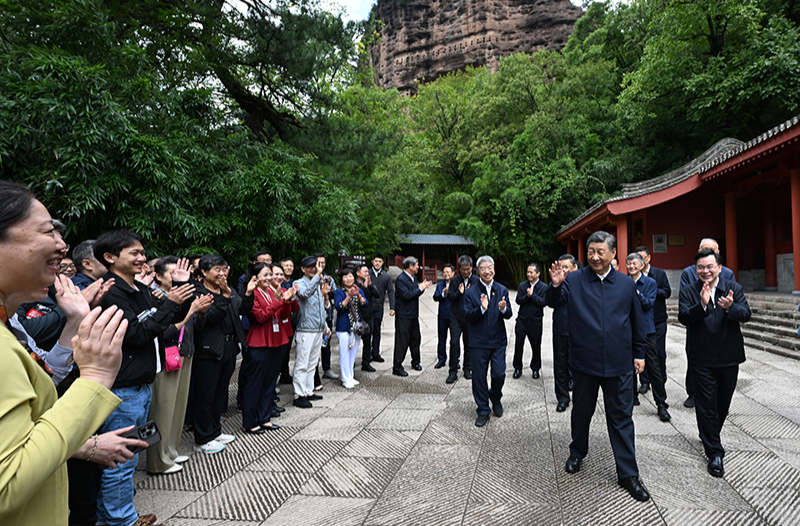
[0,180,133,526]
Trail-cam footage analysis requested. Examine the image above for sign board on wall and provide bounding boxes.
[339,255,366,273]
[653,234,668,253]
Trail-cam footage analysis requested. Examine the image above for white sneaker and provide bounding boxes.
[173,455,189,464]
[275,386,280,394]
[193,440,225,454]
[352,379,360,385]
[314,384,324,391]
[217,434,236,444]
[343,381,354,389]
[163,463,183,474]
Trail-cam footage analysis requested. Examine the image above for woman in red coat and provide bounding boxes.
[242,263,297,434]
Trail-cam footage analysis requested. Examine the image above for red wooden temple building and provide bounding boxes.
[556,115,800,293]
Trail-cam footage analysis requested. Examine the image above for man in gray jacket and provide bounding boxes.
[293,255,332,408]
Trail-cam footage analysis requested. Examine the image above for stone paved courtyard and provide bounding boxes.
[133,292,800,525]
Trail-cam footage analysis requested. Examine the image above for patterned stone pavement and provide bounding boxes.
[134,291,800,525]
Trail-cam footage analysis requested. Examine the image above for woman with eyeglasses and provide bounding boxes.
[0,180,136,526]
[58,257,77,279]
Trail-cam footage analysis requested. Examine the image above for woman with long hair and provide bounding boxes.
[242,263,297,433]
[334,269,368,389]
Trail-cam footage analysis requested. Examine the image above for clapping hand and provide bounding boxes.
[190,294,214,315]
[283,284,298,302]
[419,280,432,291]
[527,285,533,296]
[55,274,91,321]
[717,290,734,311]
[71,306,128,390]
[480,293,489,311]
[498,296,507,311]
[81,277,115,308]
[459,282,465,294]
[167,283,195,304]
[245,276,258,296]
[700,282,712,307]
[135,270,155,287]
[218,275,231,297]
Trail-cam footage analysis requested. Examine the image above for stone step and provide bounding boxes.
[750,314,800,329]
[741,321,799,340]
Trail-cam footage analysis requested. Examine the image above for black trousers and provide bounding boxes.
[513,317,543,371]
[236,348,252,409]
[571,369,639,481]
[641,321,668,384]
[361,317,374,365]
[192,340,237,445]
[691,363,739,458]
[393,317,421,371]
[371,312,385,357]
[67,457,101,526]
[553,334,570,405]
[471,345,506,416]
[634,333,668,406]
[437,316,450,363]
[449,316,471,373]
[241,344,286,429]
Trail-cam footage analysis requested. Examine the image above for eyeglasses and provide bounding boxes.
[696,264,718,272]
[59,263,76,271]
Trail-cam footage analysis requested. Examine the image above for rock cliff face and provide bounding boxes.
[369,0,583,92]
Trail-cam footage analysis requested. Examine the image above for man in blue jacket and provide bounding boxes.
[546,231,650,502]
[626,253,670,422]
[392,256,432,376]
[432,264,455,368]
[634,246,671,397]
[513,263,547,379]
[678,249,750,478]
[464,256,513,427]
[679,238,735,408]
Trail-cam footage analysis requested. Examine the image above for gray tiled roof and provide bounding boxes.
[398,234,475,246]
[557,114,800,236]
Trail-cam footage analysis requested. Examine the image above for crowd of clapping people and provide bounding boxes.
[0,179,754,525]
[0,180,396,526]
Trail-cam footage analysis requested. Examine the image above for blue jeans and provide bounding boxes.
[96,384,152,526]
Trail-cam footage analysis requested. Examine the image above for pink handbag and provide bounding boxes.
[164,326,185,372]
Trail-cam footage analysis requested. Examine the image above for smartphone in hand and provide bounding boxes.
[121,421,162,453]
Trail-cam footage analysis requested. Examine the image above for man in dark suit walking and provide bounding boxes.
[447,255,480,384]
[679,249,750,478]
[634,246,671,396]
[546,231,650,502]
[432,264,455,368]
[392,256,432,376]
[512,263,547,379]
[464,256,513,427]
[679,238,735,408]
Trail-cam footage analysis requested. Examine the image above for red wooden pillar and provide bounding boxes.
[422,246,426,277]
[764,203,778,290]
[616,214,628,263]
[791,168,800,294]
[725,192,738,279]
[578,234,587,265]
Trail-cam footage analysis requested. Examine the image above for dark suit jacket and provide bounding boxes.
[371,268,395,313]
[464,281,513,349]
[645,265,671,324]
[194,284,249,360]
[515,279,547,321]
[546,267,647,377]
[678,277,750,367]
[448,273,481,320]
[395,271,425,319]
[633,274,657,335]
[357,280,381,319]
[433,280,453,319]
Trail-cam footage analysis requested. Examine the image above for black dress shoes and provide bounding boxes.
[657,404,672,422]
[475,414,490,427]
[619,476,650,501]
[434,361,446,369]
[446,371,458,384]
[532,369,540,379]
[684,395,695,408]
[412,364,422,371]
[707,456,724,477]
[372,354,385,363]
[273,405,286,413]
[512,368,522,379]
[245,427,266,435]
[293,397,312,408]
[565,456,582,474]
[393,369,408,377]
[556,402,569,413]
[308,394,323,401]
[271,409,281,418]
[361,363,376,372]
[463,369,473,380]
[261,423,281,431]
[638,382,650,394]
[492,401,504,417]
